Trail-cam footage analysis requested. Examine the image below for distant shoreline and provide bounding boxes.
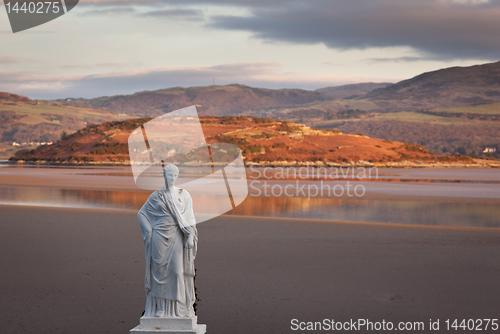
[4,158,500,168]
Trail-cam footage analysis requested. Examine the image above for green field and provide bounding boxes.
[0,143,39,159]
[432,103,500,115]
[0,102,128,123]
[306,110,489,128]
[371,111,487,125]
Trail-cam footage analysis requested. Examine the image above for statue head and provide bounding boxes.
[163,164,179,188]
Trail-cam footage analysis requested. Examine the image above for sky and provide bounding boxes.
[0,0,499,99]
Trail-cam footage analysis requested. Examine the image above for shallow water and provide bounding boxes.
[0,185,499,228]
[1,164,499,228]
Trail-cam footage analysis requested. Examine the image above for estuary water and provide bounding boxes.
[0,163,499,228]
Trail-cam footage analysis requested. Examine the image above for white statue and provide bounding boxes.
[137,164,198,318]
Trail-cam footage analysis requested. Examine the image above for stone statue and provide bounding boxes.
[137,164,198,318]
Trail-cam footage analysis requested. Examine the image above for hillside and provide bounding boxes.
[285,62,500,158]
[316,83,392,99]
[11,116,468,166]
[366,61,500,111]
[55,84,333,117]
[0,92,132,158]
[0,92,34,103]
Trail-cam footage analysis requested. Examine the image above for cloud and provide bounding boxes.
[0,56,41,64]
[0,30,56,34]
[60,62,133,69]
[79,7,137,16]
[0,63,398,99]
[137,8,203,18]
[0,56,23,64]
[202,0,500,61]
[369,57,428,63]
[76,0,500,60]
[439,0,490,4]
[77,3,203,19]
[80,0,494,8]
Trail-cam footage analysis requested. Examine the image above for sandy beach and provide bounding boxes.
[1,205,499,334]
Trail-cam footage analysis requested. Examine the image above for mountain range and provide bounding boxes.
[316,82,392,99]
[56,61,500,116]
[56,84,332,117]
[1,61,500,159]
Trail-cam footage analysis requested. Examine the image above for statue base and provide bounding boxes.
[129,316,206,334]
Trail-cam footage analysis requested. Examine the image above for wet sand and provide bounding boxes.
[1,205,499,334]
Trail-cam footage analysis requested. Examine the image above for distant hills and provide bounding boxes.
[2,61,500,160]
[366,61,500,111]
[316,83,392,99]
[56,84,332,117]
[55,61,500,116]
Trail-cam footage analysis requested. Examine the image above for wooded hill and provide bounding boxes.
[12,116,471,165]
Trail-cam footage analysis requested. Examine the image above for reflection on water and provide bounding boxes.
[231,196,500,228]
[0,185,499,228]
[0,186,150,210]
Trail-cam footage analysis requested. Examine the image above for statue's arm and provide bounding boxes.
[137,208,152,292]
[138,210,152,246]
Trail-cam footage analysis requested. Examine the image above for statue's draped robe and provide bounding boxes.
[138,186,197,317]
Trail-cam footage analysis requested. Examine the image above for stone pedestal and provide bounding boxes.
[130,316,206,334]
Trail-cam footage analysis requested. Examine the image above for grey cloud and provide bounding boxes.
[86,0,500,60]
[83,0,497,9]
[81,0,276,6]
[77,3,203,19]
[80,7,137,16]
[137,8,203,18]
[61,62,130,69]
[203,0,500,61]
[369,57,429,63]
